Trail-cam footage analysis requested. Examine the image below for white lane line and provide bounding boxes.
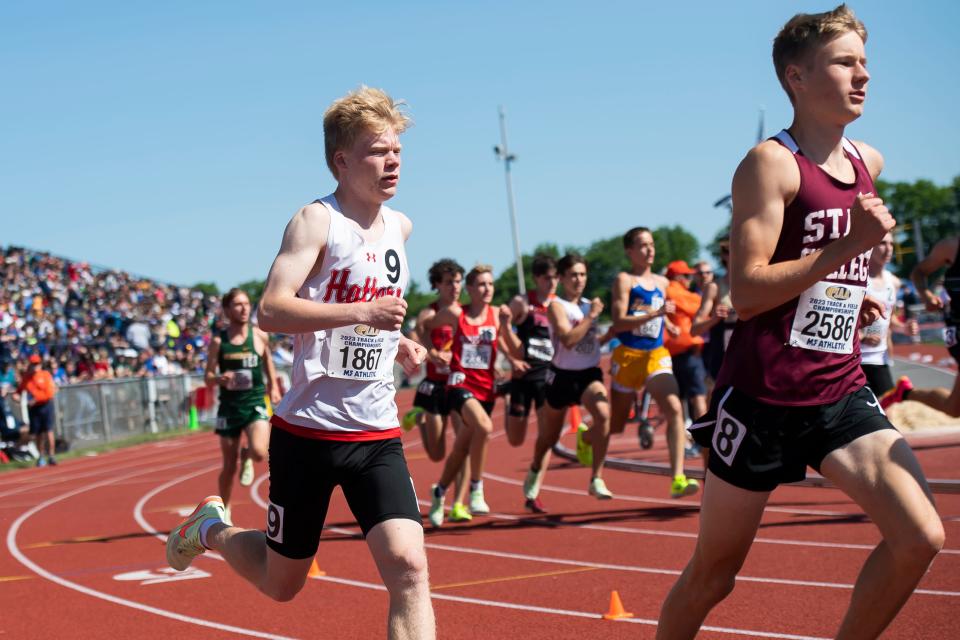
[484,471,857,519]
[248,474,960,600]
[7,456,295,640]
[305,574,831,640]
[0,443,208,499]
[242,475,831,639]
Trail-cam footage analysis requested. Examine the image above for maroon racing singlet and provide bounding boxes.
[447,305,499,403]
[716,130,874,406]
[425,302,455,383]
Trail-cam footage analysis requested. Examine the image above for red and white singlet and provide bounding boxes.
[425,302,454,383]
[447,305,499,403]
[716,131,873,405]
[272,194,409,440]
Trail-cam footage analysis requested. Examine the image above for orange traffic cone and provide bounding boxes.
[307,557,325,578]
[567,405,582,435]
[602,590,633,620]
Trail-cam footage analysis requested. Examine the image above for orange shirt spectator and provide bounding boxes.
[664,261,704,356]
[18,355,57,404]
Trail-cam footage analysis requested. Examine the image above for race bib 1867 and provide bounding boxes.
[326,325,391,380]
[789,281,865,354]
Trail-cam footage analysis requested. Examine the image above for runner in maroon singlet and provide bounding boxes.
[427,264,523,527]
[657,7,943,639]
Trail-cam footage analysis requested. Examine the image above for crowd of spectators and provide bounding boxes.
[0,245,225,387]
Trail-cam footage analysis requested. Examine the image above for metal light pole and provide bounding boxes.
[494,106,526,295]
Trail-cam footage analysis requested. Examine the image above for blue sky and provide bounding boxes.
[3,1,958,291]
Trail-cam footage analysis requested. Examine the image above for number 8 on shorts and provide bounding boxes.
[712,410,747,467]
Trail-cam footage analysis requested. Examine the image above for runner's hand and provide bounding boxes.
[922,290,944,312]
[589,297,604,319]
[851,193,895,249]
[859,295,886,327]
[396,337,426,377]
[713,303,730,320]
[428,348,452,367]
[511,359,531,375]
[364,297,407,331]
[270,388,283,405]
[662,300,676,315]
[498,304,513,325]
[860,334,882,346]
[219,371,235,388]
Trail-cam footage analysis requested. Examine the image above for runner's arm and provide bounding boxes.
[258,204,407,333]
[498,305,524,360]
[257,328,281,403]
[204,336,221,388]
[548,299,601,348]
[910,237,957,312]
[610,273,666,333]
[509,294,529,326]
[691,282,719,337]
[729,141,893,320]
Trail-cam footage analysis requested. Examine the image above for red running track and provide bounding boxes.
[2,388,958,639]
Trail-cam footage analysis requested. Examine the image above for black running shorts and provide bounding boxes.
[446,387,495,416]
[689,385,895,492]
[946,324,959,365]
[265,427,422,559]
[508,376,548,417]
[545,366,604,410]
[413,378,448,416]
[861,363,894,397]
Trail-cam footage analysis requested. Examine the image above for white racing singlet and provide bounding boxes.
[273,195,409,438]
[551,297,601,371]
[861,269,897,365]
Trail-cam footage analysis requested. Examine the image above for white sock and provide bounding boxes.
[199,518,222,549]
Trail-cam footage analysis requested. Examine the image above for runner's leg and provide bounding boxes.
[609,388,635,435]
[367,519,435,640]
[218,436,241,508]
[656,472,770,639]
[820,429,944,639]
[646,373,686,477]
[581,381,610,480]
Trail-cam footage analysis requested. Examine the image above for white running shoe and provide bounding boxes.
[428,485,446,528]
[166,496,225,571]
[589,477,613,500]
[523,467,544,500]
[469,488,490,514]
[239,457,255,487]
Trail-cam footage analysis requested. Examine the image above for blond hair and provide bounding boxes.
[323,86,411,178]
[773,4,867,102]
[466,264,493,286]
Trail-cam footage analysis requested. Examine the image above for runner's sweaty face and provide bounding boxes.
[793,30,869,125]
[626,232,655,270]
[225,294,251,325]
[438,272,463,306]
[561,263,588,298]
[337,126,402,204]
[468,272,495,306]
[535,269,558,299]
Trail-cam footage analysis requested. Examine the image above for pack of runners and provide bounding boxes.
[165,6,949,638]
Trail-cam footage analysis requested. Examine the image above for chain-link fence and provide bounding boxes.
[7,374,215,453]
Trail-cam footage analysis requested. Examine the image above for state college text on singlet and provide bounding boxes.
[716,131,873,405]
[272,195,409,439]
